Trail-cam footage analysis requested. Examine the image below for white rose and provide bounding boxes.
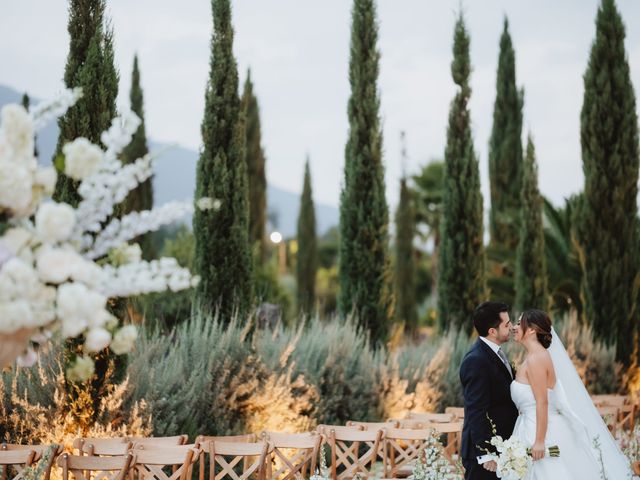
[69,259,105,290]
[110,325,137,354]
[66,355,95,382]
[56,283,107,338]
[84,327,111,352]
[34,167,57,196]
[1,227,33,256]
[0,300,32,333]
[62,137,103,180]
[36,246,76,284]
[0,257,40,297]
[0,104,34,160]
[35,202,76,242]
[0,159,33,213]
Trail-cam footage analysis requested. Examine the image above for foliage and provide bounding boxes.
[296,160,318,314]
[339,0,392,344]
[437,13,485,334]
[577,0,639,364]
[395,177,418,337]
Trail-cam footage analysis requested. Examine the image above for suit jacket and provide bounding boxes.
[459,338,519,460]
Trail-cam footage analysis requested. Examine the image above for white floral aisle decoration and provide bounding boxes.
[0,88,203,380]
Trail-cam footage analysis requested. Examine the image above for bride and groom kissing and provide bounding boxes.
[460,301,633,480]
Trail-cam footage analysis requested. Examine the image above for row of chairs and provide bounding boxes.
[592,394,637,436]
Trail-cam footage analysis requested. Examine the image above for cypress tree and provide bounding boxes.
[194,0,252,320]
[296,159,317,314]
[395,176,418,337]
[54,0,118,207]
[515,135,547,312]
[488,18,523,248]
[241,69,267,263]
[437,13,485,334]
[120,54,154,258]
[578,0,639,363]
[338,0,392,344]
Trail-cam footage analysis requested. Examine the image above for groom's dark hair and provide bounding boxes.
[473,301,510,336]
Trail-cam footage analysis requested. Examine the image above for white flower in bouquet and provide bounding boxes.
[62,137,103,180]
[56,282,108,338]
[66,355,95,383]
[110,325,137,355]
[1,227,34,262]
[84,327,112,353]
[109,243,142,266]
[35,202,76,243]
[0,158,34,214]
[34,166,57,196]
[0,104,34,159]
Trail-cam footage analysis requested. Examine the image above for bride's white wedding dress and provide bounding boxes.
[509,329,633,480]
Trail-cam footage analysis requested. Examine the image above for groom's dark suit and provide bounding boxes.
[460,338,518,480]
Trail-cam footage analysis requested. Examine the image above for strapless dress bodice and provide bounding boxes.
[510,380,565,417]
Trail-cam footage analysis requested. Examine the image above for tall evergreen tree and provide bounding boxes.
[338,0,392,344]
[120,54,154,258]
[54,0,118,207]
[488,18,523,248]
[395,176,418,337]
[515,135,547,312]
[241,69,267,264]
[487,19,523,307]
[578,0,639,363]
[296,159,317,314]
[194,0,252,320]
[438,13,485,334]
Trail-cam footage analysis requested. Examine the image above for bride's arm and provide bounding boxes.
[528,355,549,461]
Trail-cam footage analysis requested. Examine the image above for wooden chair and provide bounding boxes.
[205,441,270,480]
[73,438,130,456]
[130,445,198,480]
[406,412,455,423]
[345,421,398,430]
[261,432,321,480]
[383,428,439,478]
[0,450,36,480]
[388,419,428,430]
[426,422,463,460]
[195,435,258,480]
[592,395,636,431]
[316,425,362,437]
[444,407,465,421]
[597,405,620,437]
[129,436,189,448]
[327,427,383,480]
[1,444,61,480]
[57,452,134,480]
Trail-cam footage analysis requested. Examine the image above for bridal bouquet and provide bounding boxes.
[0,88,200,379]
[481,416,560,480]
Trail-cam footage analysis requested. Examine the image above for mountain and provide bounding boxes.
[0,84,338,237]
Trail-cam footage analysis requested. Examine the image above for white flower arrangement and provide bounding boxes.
[408,430,458,480]
[0,88,200,380]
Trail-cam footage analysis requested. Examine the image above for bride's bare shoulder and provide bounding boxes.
[527,349,553,370]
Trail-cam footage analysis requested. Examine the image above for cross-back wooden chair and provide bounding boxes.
[344,422,395,462]
[260,432,321,480]
[57,452,134,480]
[205,441,270,480]
[382,428,440,478]
[592,395,636,431]
[1,444,61,480]
[387,419,428,430]
[316,425,363,437]
[406,412,455,423]
[0,449,36,480]
[327,427,383,480]
[129,436,189,448]
[130,445,198,480]
[73,438,130,457]
[425,422,463,460]
[444,407,465,421]
[195,434,258,480]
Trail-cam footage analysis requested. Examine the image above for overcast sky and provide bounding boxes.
[2,1,640,209]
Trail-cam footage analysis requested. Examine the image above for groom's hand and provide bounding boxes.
[482,460,497,472]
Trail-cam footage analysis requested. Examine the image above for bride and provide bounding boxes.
[511,309,633,479]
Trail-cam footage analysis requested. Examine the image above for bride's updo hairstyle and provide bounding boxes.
[520,309,553,348]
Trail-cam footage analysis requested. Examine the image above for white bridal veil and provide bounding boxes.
[549,327,633,479]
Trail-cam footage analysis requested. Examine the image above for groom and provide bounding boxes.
[460,302,519,480]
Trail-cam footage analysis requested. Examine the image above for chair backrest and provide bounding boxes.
[261,432,321,480]
[382,428,440,478]
[73,438,129,456]
[444,407,465,420]
[57,452,134,480]
[345,421,398,430]
[386,418,428,429]
[1,444,61,480]
[195,434,259,480]
[597,405,620,436]
[131,445,198,480]
[592,395,627,407]
[0,450,36,480]
[206,441,270,480]
[327,428,383,480]
[129,436,189,447]
[422,422,463,459]
[315,425,362,437]
[406,412,455,423]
